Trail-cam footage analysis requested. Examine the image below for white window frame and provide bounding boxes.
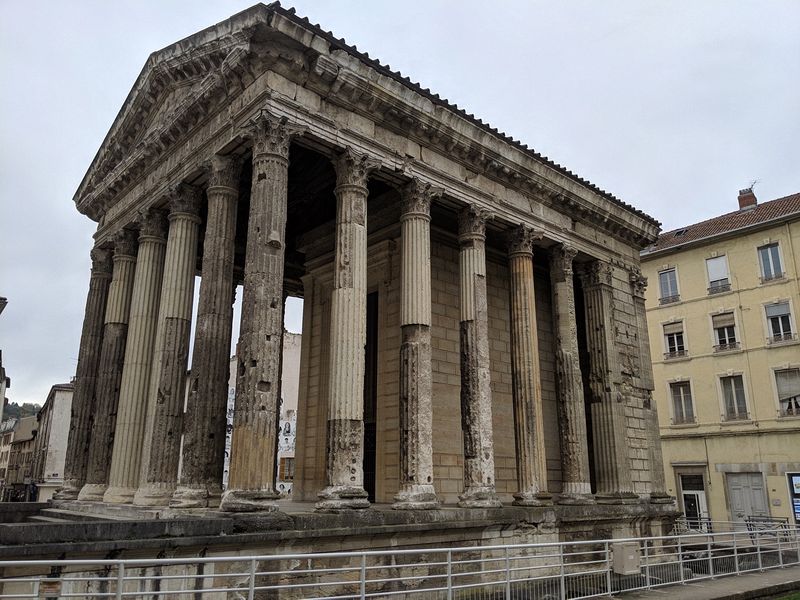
[772,365,800,417]
[658,267,680,303]
[662,320,687,358]
[758,242,784,282]
[764,300,795,343]
[718,373,749,421]
[669,380,695,425]
[706,255,731,294]
[710,310,738,351]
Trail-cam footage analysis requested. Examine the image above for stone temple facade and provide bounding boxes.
[60,3,674,537]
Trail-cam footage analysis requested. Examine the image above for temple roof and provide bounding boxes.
[75,2,659,234]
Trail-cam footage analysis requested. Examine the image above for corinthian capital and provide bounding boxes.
[506,224,543,257]
[549,244,578,279]
[113,228,138,258]
[577,260,613,288]
[137,207,169,240]
[166,183,203,218]
[458,204,492,242]
[207,154,243,190]
[90,246,113,277]
[334,147,381,189]
[629,268,648,298]
[400,179,442,218]
[245,110,306,160]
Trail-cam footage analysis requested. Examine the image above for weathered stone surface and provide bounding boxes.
[457,206,501,508]
[506,225,551,506]
[79,230,138,501]
[104,208,168,504]
[550,244,593,504]
[135,185,202,506]
[172,156,241,509]
[316,147,379,511]
[221,111,304,512]
[58,245,113,499]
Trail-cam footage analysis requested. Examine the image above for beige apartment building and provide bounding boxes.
[641,188,800,527]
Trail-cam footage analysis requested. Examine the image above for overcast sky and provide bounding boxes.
[1,1,798,406]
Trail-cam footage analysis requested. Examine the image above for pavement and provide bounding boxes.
[617,564,800,599]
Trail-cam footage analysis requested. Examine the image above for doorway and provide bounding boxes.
[727,472,769,523]
[362,292,379,502]
[680,474,709,531]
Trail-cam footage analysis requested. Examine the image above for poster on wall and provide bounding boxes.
[788,473,800,525]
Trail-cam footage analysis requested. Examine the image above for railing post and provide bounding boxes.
[678,536,685,584]
[559,544,566,600]
[116,562,124,600]
[447,550,453,600]
[504,547,511,600]
[644,541,651,589]
[247,559,256,600]
[605,541,612,596]
[708,535,715,578]
[757,531,764,571]
[360,554,367,599]
[778,532,784,567]
[733,530,740,575]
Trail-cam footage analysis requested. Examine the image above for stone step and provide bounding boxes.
[38,508,128,522]
[27,515,72,523]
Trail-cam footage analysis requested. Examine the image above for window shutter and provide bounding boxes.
[776,369,800,400]
[706,256,729,281]
[712,313,735,328]
[663,322,684,335]
[766,302,790,318]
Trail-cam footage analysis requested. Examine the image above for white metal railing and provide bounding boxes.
[0,525,798,599]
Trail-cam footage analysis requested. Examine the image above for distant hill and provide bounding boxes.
[2,402,41,420]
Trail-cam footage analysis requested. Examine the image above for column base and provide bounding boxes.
[315,485,370,511]
[648,492,675,505]
[103,485,136,504]
[77,483,108,502]
[53,480,81,501]
[133,483,175,507]
[392,485,439,510]
[512,491,553,507]
[557,492,595,505]
[458,486,503,508]
[595,491,640,505]
[219,489,280,513]
[170,484,222,509]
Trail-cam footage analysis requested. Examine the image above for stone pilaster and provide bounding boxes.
[103,208,168,504]
[134,186,202,506]
[220,111,304,512]
[393,180,441,510]
[550,245,593,504]
[78,230,138,501]
[506,225,551,506]
[172,156,242,509]
[457,205,501,508]
[316,147,380,511]
[630,270,672,504]
[578,260,636,503]
[57,245,113,499]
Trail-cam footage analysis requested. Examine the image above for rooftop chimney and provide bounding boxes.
[738,187,757,210]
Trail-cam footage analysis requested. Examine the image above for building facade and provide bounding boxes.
[4,416,38,502]
[31,384,74,502]
[58,4,673,543]
[642,189,800,527]
[0,419,17,497]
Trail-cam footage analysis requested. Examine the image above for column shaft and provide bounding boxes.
[220,112,303,512]
[134,187,202,506]
[57,246,113,499]
[172,156,241,508]
[78,231,138,501]
[316,147,379,511]
[103,209,168,504]
[507,226,551,506]
[580,261,636,503]
[550,245,593,503]
[393,180,440,510]
[457,206,501,508]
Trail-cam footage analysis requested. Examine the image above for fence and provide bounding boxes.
[0,523,798,599]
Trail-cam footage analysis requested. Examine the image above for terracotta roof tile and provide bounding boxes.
[643,192,800,255]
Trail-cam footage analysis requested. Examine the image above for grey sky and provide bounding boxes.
[1,1,798,406]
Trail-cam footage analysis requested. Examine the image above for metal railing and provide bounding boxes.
[0,525,798,599]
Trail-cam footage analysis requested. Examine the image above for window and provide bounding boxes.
[670,382,694,424]
[758,243,783,281]
[712,312,738,351]
[706,256,730,294]
[663,322,686,358]
[721,375,748,420]
[776,368,800,416]
[659,269,680,304]
[766,302,793,342]
[279,457,295,481]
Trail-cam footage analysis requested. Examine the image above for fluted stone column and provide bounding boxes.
[134,186,202,506]
[393,180,441,510]
[506,225,551,506]
[550,245,593,504]
[457,205,501,508]
[78,230,138,501]
[316,147,380,511]
[579,261,636,503]
[57,246,113,499]
[104,208,168,504]
[220,112,304,512]
[172,156,242,509]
